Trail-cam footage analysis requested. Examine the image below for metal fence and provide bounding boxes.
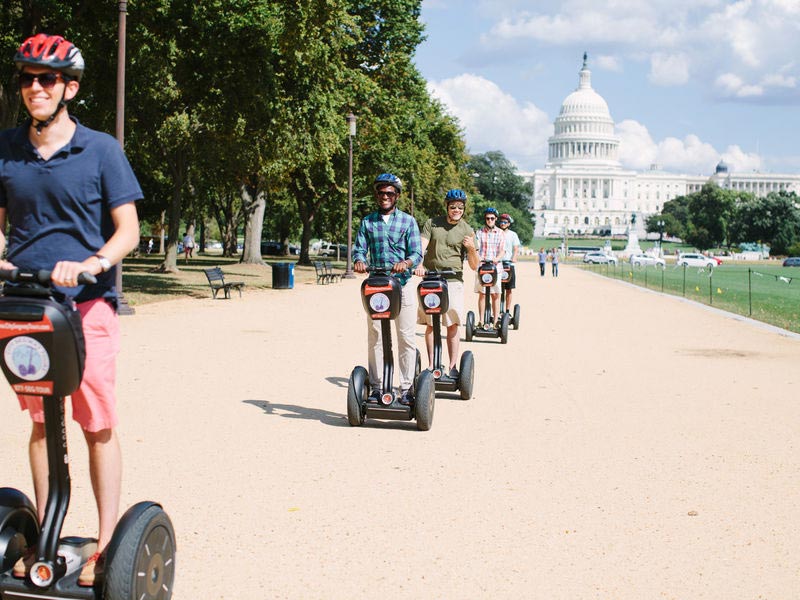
[578,261,800,334]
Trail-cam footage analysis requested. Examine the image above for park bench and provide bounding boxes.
[323,261,342,283]
[313,261,338,284]
[204,267,245,299]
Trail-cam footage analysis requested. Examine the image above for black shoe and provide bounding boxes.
[448,367,459,379]
[398,389,414,406]
[368,389,381,403]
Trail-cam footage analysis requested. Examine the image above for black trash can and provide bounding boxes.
[272,262,294,289]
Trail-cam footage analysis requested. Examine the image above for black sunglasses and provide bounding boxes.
[19,72,65,89]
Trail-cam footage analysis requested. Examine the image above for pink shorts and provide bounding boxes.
[18,298,120,432]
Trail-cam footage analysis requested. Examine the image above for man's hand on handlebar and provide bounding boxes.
[354,261,367,274]
[51,260,97,288]
[391,259,412,274]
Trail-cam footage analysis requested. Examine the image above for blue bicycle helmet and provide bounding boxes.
[373,173,403,194]
[484,207,499,217]
[445,189,467,203]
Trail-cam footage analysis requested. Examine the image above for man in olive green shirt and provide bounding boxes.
[414,189,479,377]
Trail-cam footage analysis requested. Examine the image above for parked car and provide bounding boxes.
[629,253,665,268]
[677,253,717,268]
[261,241,300,256]
[318,242,348,257]
[583,251,618,265]
[783,257,800,267]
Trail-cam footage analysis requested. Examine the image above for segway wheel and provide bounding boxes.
[105,503,176,600]
[512,304,521,330]
[414,370,435,431]
[347,366,368,426]
[458,351,475,401]
[500,313,510,344]
[465,311,474,342]
[0,488,39,572]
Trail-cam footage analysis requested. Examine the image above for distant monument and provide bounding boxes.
[623,213,642,256]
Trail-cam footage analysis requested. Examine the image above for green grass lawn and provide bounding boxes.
[580,260,800,333]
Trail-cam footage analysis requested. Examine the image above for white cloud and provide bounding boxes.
[721,145,762,172]
[715,72,764,97]
[427,74,552,169]
[478,1,800,99]
[616,119,757,174]
[596,55,622,71]
[648,53,690,86]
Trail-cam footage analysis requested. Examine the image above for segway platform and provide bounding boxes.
[465,262,509,344]
[348,269,435,430]
[0,269,176,600]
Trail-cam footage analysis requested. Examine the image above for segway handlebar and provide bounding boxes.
[422,268,456,278]
[0,268,97,286]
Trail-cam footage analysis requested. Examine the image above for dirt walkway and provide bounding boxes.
[1,262,798,599]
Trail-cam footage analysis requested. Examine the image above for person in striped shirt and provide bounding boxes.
[353,173,422,406]
[473,207,505,327]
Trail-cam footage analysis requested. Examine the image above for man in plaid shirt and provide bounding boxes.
[353,173,422,406]
[473,207,506,327]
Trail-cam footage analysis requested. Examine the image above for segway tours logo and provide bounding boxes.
[421,290,441,313]
[369,293,390,315]
[4,335,50,381]
[481,272,494,284]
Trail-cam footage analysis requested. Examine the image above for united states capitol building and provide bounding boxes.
[525,54,800,238]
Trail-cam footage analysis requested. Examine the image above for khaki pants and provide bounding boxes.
[367,283,417,392]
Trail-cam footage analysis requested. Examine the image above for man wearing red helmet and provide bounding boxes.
[0,34,141,586]
[497,213,520,312]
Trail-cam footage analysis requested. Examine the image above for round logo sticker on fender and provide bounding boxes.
[4,336,50,381]
[481,273,493,284]
[423,294,441,309]
[369,293,390,313]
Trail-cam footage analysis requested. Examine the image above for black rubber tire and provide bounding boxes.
[500,313,509,344]
[512,304,521,330]
[465,311,474,342]
[0,489,39,573]
[458,351,475,400]
[414,370,435,431]
[104,504,176,600]
[347,366,367,426]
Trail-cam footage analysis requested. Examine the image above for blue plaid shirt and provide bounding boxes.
[353,209,422,286]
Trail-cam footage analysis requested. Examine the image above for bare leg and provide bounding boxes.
[424,325,434,367]
[83,428,122,551]
[29,423,48,524]
[490,293,500,321]
[477,294,485,323]
[446,324,460,369]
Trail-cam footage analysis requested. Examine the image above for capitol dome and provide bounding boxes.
[546,53,621,168]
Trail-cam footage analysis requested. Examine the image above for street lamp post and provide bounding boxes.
[657,219,665,256]
[115,0,134,315]
[344,113,357,279]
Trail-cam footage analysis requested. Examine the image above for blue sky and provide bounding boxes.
[414,0,800,176]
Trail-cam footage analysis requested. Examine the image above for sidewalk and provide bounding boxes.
[1,262,798,599]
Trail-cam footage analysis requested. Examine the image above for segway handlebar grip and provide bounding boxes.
[0,269,97,286]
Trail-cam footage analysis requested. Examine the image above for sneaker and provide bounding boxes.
[12,547,35,578]
[77,552,104,587]
[368,389,381,403]
[448,367,459,379]
[398,389,414,406]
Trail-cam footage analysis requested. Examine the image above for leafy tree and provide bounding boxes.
[730,191,800,255]
[467,151,533,212]
[684,183,736,250]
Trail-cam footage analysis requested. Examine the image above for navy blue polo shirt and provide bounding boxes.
[0,118,142,304]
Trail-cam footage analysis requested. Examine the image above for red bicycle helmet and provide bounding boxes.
[15,34,85,81]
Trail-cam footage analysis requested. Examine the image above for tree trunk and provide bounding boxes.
[241,182,266,264]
